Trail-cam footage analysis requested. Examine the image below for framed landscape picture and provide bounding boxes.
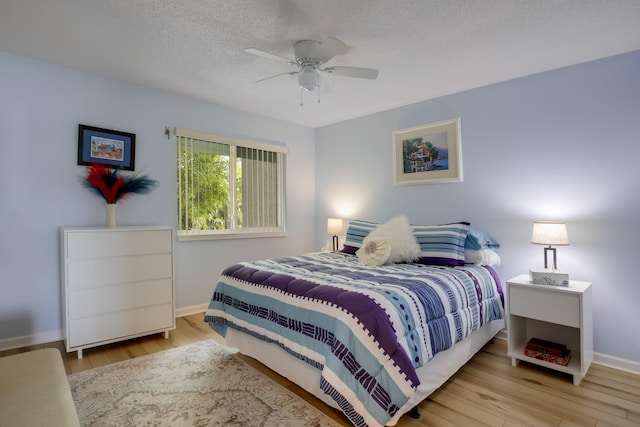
[77,124,136,170]
[393,118,462,185]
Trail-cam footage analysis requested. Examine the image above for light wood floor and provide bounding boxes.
[2,313,639,426]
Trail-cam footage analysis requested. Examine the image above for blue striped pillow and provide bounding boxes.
[412,222,471,266]
[342,219,379,255]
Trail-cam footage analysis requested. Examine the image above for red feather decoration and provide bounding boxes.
[82,164,157,203]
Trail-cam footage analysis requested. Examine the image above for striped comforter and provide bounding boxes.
[204,252,504,427]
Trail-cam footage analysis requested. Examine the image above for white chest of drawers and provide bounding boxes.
[60,226,175,358]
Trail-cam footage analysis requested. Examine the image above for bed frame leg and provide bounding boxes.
[408,406,421,420]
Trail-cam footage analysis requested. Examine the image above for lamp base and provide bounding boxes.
[332,235,339,252]
[529,270,569,286]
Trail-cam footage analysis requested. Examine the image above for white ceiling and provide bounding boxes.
[2,1,640,128]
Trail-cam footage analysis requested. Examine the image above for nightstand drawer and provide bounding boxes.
[509,286,580,328]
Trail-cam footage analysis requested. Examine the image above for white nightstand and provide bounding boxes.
[506,274,593,385]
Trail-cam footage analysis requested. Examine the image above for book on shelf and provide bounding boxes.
[525,338,571,366]
[525,337,567,356]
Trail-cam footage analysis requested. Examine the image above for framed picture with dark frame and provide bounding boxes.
[77,124,136,170]
[393,117,462,185]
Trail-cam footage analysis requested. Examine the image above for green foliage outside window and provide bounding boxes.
[177,151,242,231]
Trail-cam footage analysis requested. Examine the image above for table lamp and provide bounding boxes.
[530,221,570,286]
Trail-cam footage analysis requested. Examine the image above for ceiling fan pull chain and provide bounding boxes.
[300,87,304,107]
[317,74,320,104]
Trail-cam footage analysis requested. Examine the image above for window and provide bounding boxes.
[176,128,287,240]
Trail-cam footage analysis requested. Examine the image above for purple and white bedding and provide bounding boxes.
[204,251,504,427]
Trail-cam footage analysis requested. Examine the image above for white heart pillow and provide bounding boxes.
[356,237,392,266]
[357,215,420,266]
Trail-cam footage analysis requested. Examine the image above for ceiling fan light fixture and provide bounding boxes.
[298,66,318,92]
[246,37,378,101]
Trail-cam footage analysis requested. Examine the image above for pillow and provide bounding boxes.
[356,215,420,265]
[464,248,501,266]
[412,222,470,266]
[465,227,500,250]
[342,219,379,255]
[356,237,391,266]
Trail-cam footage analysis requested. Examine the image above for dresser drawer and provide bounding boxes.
[509,286,580,328]
[68,303,174,348]
[67,253,172,290]
[68,279,173,318]
[66,229,171,259]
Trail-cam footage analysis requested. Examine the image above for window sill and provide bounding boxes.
[177,230,288,241]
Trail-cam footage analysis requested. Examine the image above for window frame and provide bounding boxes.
[176,127,288,241]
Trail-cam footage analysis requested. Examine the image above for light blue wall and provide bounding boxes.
[0,52,316,342]
[2,48,639,365]
[315,50,640,363]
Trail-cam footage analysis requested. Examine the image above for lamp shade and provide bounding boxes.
[327,218,344,235]
[531,221,569,246]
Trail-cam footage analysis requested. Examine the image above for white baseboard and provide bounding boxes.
[0,305,208,352]
[593,352,640,375]
[0,329,63,352]
[0,304,210,352]
[175,303,209,318]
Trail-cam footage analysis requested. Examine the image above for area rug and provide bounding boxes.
[68,340,341,427]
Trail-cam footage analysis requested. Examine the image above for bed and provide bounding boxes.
[204,218,504,427]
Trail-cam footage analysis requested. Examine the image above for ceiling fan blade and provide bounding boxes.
[244,48,296,65]
[322,66,379,79]
[314,37,347,63]
[254,70,301,84]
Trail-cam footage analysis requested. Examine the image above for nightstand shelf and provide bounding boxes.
[506,275,593,385]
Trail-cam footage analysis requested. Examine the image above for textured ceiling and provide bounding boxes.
[2,1,640,128]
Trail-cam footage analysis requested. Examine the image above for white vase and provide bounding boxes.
[105,203,117,228]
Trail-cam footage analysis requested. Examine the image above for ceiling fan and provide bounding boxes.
[245,37,379,105]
